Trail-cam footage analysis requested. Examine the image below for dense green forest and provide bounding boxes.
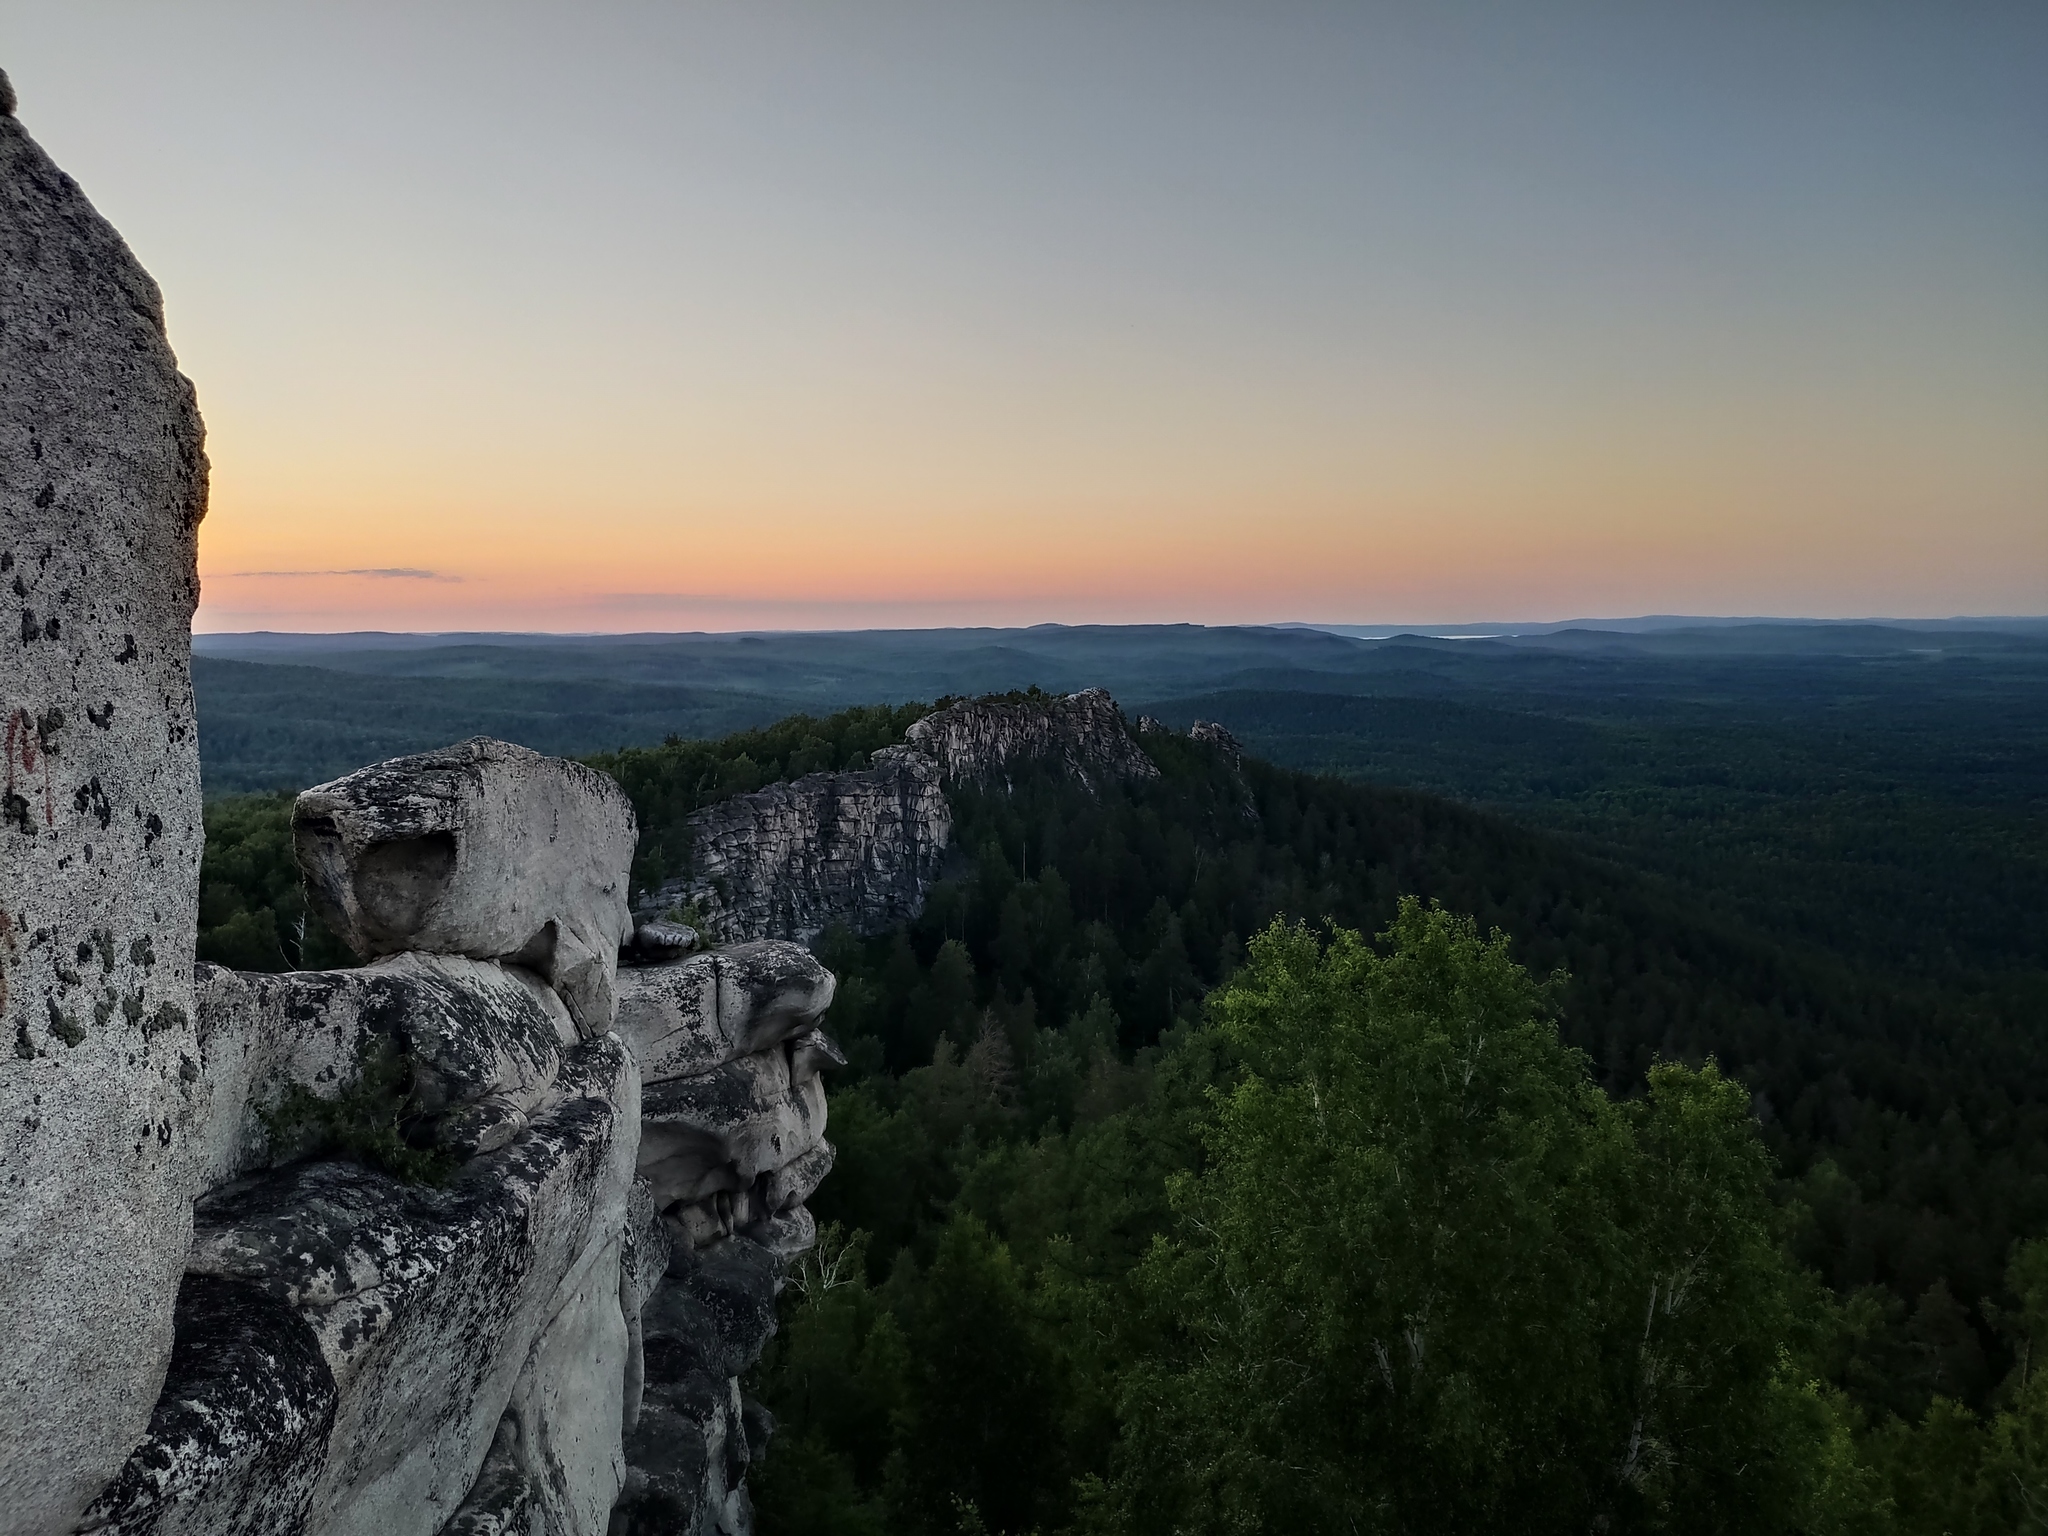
[192,677,2048,1532]
[1142,672,2048,989]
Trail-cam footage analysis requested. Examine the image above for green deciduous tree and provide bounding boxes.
[1110,901,1877,1535]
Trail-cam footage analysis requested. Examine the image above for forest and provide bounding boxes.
[192,660,2048,1533]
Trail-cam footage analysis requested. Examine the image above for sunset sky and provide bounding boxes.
[8,2,2045,632]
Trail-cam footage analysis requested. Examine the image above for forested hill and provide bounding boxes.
[795,728,2044,1383]
[194,696,2048,1530]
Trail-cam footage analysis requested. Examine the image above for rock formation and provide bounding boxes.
[0,69,211,1531]
[902,687,1158,791]
[293,740,638,1037]
[1187,719,1243,766]
[657,748,947,946]
[644,689,1158,943]
[611,943,838,1532]
[74,749,841,1535]
[0,74,840,1536]
[0,65,1181,1535]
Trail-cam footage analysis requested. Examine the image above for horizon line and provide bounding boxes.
[190,613,2048,642]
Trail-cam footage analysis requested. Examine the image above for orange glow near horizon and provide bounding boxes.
[10,5,2036,635]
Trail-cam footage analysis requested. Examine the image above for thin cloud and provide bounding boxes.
[218,568,461,582]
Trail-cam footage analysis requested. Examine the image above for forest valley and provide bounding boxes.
[197,702,2048,1535]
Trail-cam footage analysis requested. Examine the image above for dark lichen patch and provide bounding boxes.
[78,1273,337,1533]
[259,1035,457,1186]
[44,996,85,1047]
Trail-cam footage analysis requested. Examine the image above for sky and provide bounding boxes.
[6,1,2044,632]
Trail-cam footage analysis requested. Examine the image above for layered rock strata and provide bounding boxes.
[611,944,838,1533]
[646,688,1157,944]
[0,70,211,1531]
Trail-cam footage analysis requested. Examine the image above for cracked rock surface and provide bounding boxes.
[98,1034,640,1536]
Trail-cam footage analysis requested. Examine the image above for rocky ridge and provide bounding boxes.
[645,688,1158,943]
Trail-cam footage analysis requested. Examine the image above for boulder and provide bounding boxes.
[613,942,834,1085]
[0,69,211,1532]
[293,739,637,1036]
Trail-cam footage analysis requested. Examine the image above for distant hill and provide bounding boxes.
[193,655,783,794]
[192,620,2048,994]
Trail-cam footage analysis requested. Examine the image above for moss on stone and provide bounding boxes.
[260,1036,456,1185]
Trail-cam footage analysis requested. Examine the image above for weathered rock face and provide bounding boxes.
[88,736,848,1536]
[1188,719,1242,765]
[88,1036,641,1536]
[904,686,1159,791]
[0,71,211,1533]
[650,749,948,945]
[191,953,577,1189]
[615,942,835,1085]
[294,739,637,1037]
[1,69,846,1535]
[615,1234,786,1536]
[645,689,1157,945]
[611,941,838,1535]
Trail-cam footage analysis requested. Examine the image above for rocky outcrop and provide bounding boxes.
[86,1036,640,1536]
[611,944,837,1534]
[82,778,841,1536]
[294,740,638,1038]
[189,953,578,1188]
[0,74,848,1535]
[1188,719,1243,766]
[648,748,948,945]
[903,687,1159,791]
[645,689,1156,944]
[0,69,212,1531]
